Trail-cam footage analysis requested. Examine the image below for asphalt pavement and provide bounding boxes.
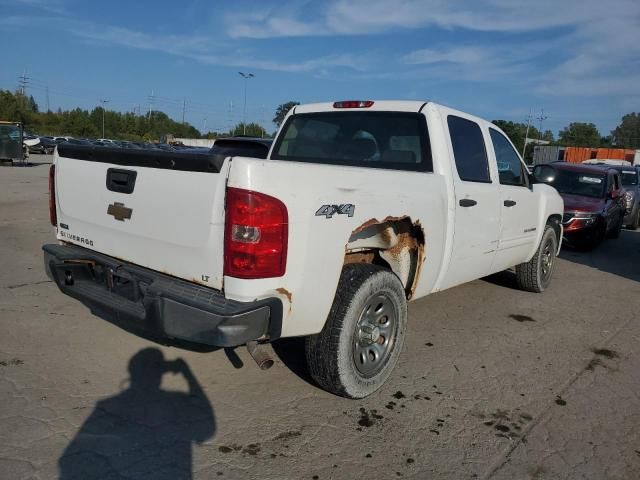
[1,156,639,479]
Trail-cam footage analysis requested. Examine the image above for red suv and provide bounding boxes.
[533,162,626,249]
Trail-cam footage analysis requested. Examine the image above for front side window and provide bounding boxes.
[620,170,639,186]
[448,116,490,182]
[489,129,527,186]
[272,112,432,172]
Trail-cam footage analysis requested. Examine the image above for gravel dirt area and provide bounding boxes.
[1,156,639,479]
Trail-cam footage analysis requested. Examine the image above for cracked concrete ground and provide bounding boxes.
[1,157,639,480]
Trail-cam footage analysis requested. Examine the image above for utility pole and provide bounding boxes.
[537,108,548,141]
[182,98,186,124]
[147,89,155,121]
[45,86,50,113]
[18,69,30,95]
[522,108,533,158]
[100,99,109,138]
[228,100,234,133]
[238,72,254,135]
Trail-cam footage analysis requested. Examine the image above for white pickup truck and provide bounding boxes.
[44,101,563,398]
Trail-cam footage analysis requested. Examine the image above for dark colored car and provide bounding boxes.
[208,137,272,159]
[591,164,640,229]
[533,162,626,248]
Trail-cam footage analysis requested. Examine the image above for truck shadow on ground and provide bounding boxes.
[483,230,640,287]
[58,348,215,480]
[271,337,316,387]
[559,230,640,283]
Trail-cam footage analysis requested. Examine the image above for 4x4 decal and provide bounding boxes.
[315,204,355,219]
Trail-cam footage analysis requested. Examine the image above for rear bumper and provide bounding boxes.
[43,244,282,347]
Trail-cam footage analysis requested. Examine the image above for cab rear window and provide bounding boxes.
[272,112,432,172]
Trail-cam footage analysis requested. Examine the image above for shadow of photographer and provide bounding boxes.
[59,348,215,479]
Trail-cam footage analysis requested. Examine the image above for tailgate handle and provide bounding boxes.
[106,168,137,194]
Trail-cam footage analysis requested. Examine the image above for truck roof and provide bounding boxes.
[291,100,494,130]
[294,100,429,114]
[552,162,616,176]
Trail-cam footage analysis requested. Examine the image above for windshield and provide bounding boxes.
[272,112,432,172]
[620,170,638,186]
[536,168,606,198]
[0,124,20,141]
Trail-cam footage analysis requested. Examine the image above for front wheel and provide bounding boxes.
[515,225,558,293]
[609,213,623,238]
[305,264,407,399]
[628,209,639,231]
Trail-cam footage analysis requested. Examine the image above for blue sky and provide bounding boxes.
[1,0,638,136]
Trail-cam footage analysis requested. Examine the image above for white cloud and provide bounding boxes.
[68,22,369,74]
[226,0,623,38]
[402,46,492,66]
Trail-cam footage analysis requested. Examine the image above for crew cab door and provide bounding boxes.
[488,128,541,271]
[439,114,501,290]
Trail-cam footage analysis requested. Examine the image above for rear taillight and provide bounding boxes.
[333,100,374,108]
[49,164,57,227]
[224,187,288,279]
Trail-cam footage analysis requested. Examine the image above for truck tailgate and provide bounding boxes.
[53,145,229,290]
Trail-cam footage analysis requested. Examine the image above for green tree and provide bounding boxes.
[542,130,554,142]
[492,120,541,156]
[273,101,299,128]
[28,95,39,113]
[0,89,203,140]
[611,112,640,149]
[230,122,267,137]
[558,122,601,147]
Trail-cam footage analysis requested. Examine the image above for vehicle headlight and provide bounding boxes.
[624,191,634,210]
[567,212,597,225]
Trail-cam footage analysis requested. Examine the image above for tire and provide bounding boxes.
[515,225,558,293]
[629,209,640,231]
[609,213,623,239]
[305,264,407,399]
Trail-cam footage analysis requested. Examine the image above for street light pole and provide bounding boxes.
[238,72,254,135]
[100,99,109,138]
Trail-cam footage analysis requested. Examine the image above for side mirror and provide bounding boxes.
[532,164,557,184]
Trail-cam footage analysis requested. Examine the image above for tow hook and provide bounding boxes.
[246,341,275,370]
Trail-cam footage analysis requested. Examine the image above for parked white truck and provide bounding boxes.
[44,101,563,398]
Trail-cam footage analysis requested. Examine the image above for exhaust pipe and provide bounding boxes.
[246,341,274,370]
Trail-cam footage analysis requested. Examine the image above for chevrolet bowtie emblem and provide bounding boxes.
[107,202,133,221]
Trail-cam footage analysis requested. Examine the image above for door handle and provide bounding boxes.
[106,168,137,194]
[504,200,517,207]
[459,198,477,207]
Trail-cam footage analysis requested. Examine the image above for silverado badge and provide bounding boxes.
[107,202,133,221]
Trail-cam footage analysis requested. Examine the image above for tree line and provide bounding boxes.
[2,89,638,150]
[0,89,268,140]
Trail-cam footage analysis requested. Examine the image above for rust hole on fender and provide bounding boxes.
[345,216,426,299]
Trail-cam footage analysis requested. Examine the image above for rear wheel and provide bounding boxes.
[305,264,407,398]
[515,225,557,293]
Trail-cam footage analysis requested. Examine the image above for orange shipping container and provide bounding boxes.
[564,147,593,163]
[564,147,635,164]
[596,148,625,160]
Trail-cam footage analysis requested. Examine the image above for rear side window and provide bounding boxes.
[489,128,527,186]
[448,116,490,182]
[210,140,269,159]
[272,112,432,172]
